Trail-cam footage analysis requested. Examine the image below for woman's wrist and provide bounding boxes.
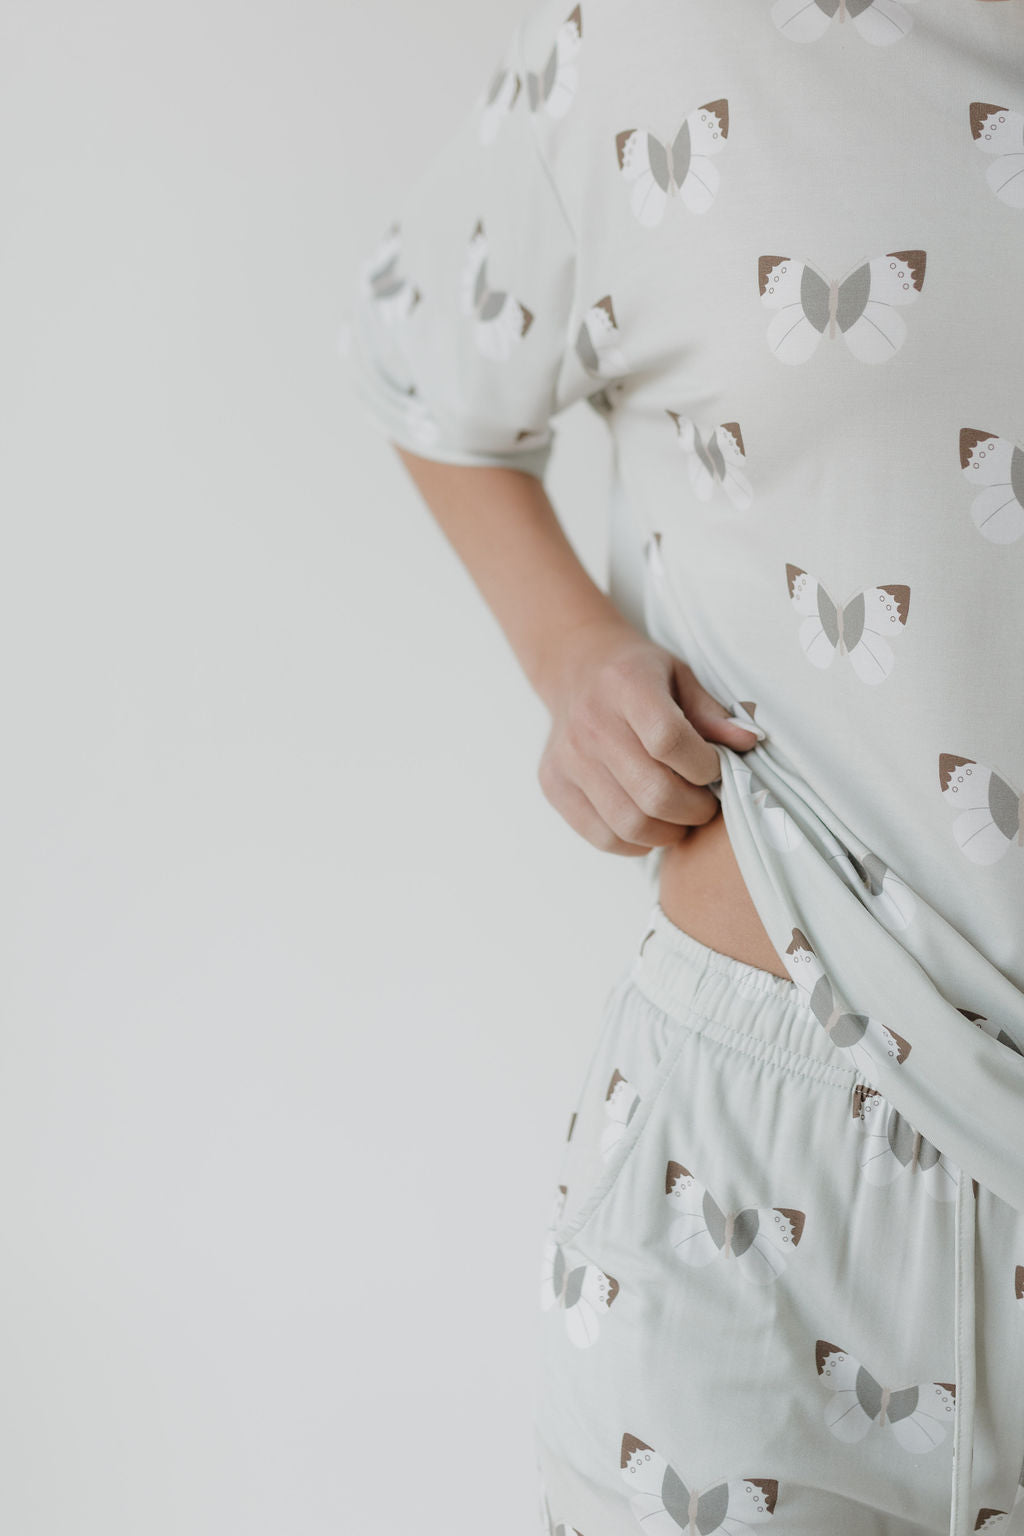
[527,607,645,714]
[391,448,641,710]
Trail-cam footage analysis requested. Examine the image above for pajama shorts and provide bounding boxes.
[533,900,1024,1536]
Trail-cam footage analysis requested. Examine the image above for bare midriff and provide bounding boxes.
[657,806,793,981]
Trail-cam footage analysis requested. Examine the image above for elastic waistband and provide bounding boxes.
[629,899,860,1093]
[629,901,982,1536]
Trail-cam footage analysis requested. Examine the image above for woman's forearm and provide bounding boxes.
[392,445,634,706]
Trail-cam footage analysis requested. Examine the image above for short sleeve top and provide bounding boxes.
[341,0,1024,1214]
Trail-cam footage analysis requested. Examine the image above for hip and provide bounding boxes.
[657,807,791,981]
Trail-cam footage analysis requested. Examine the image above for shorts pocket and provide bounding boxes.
[544,967,695,1252]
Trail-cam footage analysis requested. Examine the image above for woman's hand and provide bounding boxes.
[534,616,761,858]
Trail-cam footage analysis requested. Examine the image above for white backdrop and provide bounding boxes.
[0,2,653,1532]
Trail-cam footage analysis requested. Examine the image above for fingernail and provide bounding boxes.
[724,707,766,740]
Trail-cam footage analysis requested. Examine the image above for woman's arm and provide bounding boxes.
[392,445,759,857]
[392,446,624,706]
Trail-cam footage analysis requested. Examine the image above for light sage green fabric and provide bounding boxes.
[533,901,1024,1536]
[342,3,1024,1531]
[342,0,1024,1218]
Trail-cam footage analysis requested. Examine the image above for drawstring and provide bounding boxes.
[949,1167,978,1536]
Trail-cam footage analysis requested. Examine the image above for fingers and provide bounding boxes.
[619,678,723,788]
[670,658,764,750]
[537,762,679,857]
[535,632,759,858]
[622,657,760,787]
[583,715,722,835]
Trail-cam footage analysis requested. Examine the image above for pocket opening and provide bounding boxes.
[545,985,697,1252]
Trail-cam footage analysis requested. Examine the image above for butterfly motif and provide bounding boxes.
[961,1008,1024,1059]
[576,295,628,380]
[525,4,583,118]
[970,102,1024,210]
[759,251,926,364]
[478,67,522,146]
[816,1341,955,1453]
[616,99,729,226]
[977,1502,1022,1531]
[478,6,582,143]
[786,928,912,1071]
[959,427,1024,544]
[664,1161,805,1285]
[360,222,422,324]
[667,414,752,511]
[785,565,909,684]
[939,755,1024,865]
[731,758,806,852]
[601,1068,640,1162]
[459,220,533,360]
[772,0,919,47]
[620,1434,778,1532]
[539,1187,619,1347]
[852,1087,958,1200]
[824,844,916,930]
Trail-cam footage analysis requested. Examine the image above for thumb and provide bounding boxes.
[672,658,762,750]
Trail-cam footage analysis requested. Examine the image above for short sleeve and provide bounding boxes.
[340,9,585,482]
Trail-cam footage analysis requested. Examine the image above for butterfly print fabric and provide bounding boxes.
[959,426,1024,543]
[815,1341,956,1453]
[772,0,921,48]
[758,250,926,364]
[531,901,1024,1536]
[615,98,729,226]
[784,565,911,682]
[345,4,1024,1525]
[969,100,1024,208]
[540,1186,620,1349]
[620,1434,778,1532]
[667,414,752,510]
[663,1159,806,1284]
